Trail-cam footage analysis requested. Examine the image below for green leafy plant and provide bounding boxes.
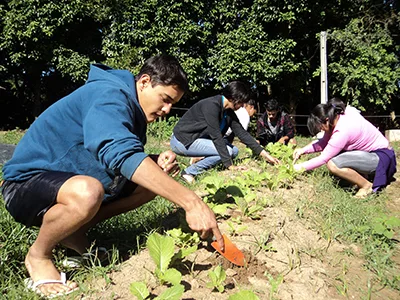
[147,116,179,140]
[206,265,226,292]
[166,228,200,264]
[265,273,284,300]
[146,233,182,286]
[129,233,185,300]
[249,231,276,256]
[130,282,150,300]
[154,284,185,300]
[228,290,260,299]
[266,142,295,163]
[227,220,248,236]
[371,216,400,239]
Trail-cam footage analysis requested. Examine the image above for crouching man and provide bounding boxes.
[1,55,224,298]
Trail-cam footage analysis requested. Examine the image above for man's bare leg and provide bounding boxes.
[25,175,104,296]
[61,185,157,255]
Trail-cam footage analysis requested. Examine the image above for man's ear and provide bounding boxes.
[137,74,151,91]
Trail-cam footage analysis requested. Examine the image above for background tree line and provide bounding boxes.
[0,0,399,131]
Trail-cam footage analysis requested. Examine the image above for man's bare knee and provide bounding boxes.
[59,176,104,218]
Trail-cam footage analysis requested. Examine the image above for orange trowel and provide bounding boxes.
[211,234,245,267]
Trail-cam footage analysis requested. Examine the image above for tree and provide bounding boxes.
[327,16,400,112]
[0,0,107,126]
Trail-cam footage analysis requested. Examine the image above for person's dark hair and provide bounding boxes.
[222,81,251,104]
[246,99,256,107]
[265,99,280,112]
[307,97,346,136]
[135,54,189,93]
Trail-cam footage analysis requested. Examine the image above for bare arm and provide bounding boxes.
[130,157,224,250]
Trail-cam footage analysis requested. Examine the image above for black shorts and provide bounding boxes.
[1,172,138,227]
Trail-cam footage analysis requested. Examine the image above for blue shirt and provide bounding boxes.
[3,64,148,190]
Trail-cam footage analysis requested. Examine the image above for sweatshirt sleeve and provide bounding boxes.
[82,88,148,180]
[301,132,330,154]
[298,128,348,171]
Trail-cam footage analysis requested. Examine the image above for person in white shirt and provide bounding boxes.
[224,99,257,143]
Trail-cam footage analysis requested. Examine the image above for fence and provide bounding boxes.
[168,107,399,135]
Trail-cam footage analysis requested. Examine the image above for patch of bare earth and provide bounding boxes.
[83,164,400,300]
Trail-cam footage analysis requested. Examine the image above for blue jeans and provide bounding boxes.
[170,135,239,176]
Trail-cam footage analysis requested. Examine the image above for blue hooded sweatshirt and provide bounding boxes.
[3,64,148,191]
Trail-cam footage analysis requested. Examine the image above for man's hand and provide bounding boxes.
[260,150,280,165]
[277,137,287,144]
[157,150,180,177]
[185,199,224,251]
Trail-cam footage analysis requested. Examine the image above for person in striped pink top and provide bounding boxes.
[293,98,396,198]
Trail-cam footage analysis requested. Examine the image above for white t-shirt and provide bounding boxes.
[225,107,250,137]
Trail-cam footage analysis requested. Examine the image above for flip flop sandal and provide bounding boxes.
[25,272,78,299]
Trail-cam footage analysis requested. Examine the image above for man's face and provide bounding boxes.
[267,110,278,121]
[137,75,184,123]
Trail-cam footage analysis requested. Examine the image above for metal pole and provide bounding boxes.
[320,31,328,104]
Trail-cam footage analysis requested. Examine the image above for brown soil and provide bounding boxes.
[78,159,400,300]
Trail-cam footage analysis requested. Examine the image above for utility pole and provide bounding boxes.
[320,31,328,104]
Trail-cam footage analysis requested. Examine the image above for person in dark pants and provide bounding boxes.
[1,55,224,298]
[170,81,279,183]
[257,99,296,146]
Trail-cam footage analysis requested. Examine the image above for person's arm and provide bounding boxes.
[256,116,267,145]
[231,118,279,164]
[295,129,348,171]
[131,157,224,250]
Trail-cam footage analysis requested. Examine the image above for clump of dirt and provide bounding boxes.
[206,249,269,286]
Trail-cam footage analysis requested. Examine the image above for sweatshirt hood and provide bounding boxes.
[86,64,136,95]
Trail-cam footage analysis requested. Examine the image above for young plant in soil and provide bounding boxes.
[228,289,260,299]
[130,232,185,300]
[206,264,227,292]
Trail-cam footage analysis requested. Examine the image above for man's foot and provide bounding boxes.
[25,246,78,297]
[190,157,204,165]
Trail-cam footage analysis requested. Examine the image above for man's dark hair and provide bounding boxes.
[265,99,280,112]
[135,54,189,93]
[222,81,251,104]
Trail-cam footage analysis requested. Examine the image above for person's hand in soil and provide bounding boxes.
[260,150,280,165]
[184,200,224,251]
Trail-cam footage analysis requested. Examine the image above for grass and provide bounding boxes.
[296,163,400,290]
[0,128,399,297]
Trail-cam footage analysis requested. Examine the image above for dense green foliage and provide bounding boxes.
[0,0,399,129]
